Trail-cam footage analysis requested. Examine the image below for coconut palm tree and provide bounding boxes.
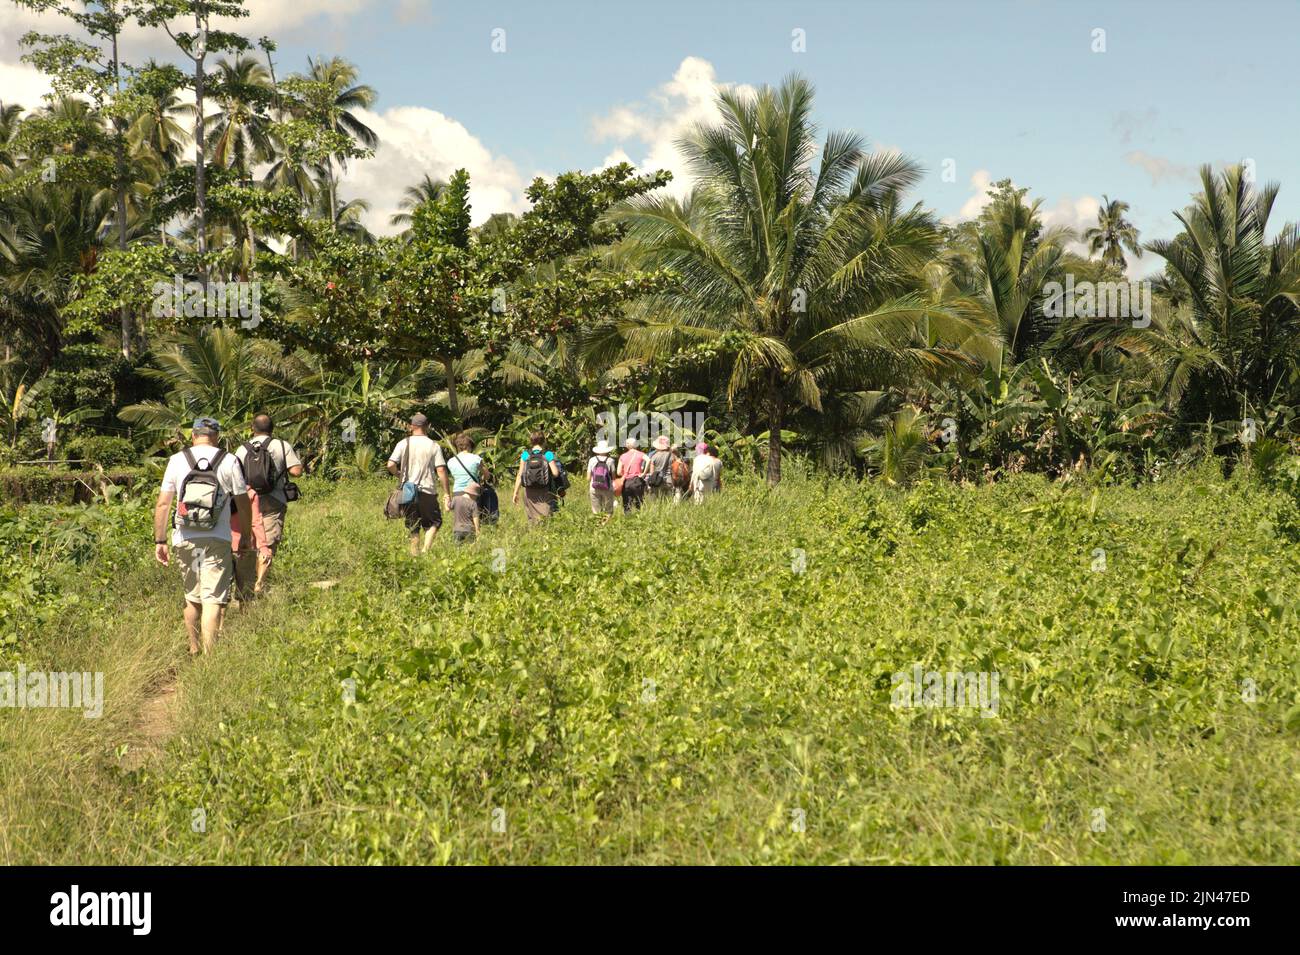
[205,55,276,174]
[0,171,111,371]
[302,56,377,226]
[128,63,193,172]
[1084,195,1141,270]
[202,55,278,275]
[613,75,977,484]
[389,174,446,229]
[940,191,1072,366]
[0,102,23,172]
[118,326,298,445]
[1141,165,1300,422]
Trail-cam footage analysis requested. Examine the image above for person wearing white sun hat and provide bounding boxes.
[586,438,618,515]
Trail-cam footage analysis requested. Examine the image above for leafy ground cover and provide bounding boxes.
[2,467,1299,864]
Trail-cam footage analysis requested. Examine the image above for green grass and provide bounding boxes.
[4,466,1300,864]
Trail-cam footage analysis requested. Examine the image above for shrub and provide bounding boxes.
[65,434,140,468]
[0,465,148,505]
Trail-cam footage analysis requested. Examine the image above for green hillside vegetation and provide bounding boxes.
[4,468,1299,864]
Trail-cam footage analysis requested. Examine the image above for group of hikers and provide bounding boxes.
[152,411,723,655]
[152,414,303,655]
[384,414,724,551]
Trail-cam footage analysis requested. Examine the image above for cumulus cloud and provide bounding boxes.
[0,60,52,112]
[589,56,756,196]
[337,106,531,235]
[0,0,379,107]
[950,168,995,222]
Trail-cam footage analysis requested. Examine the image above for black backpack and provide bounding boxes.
[241,438,279,495]
[552,460,571,496]
[478,485,500,525]
[522,451,551,488]
[646,450,673,488]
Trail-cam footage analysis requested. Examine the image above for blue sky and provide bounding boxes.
[4,0,1296,269]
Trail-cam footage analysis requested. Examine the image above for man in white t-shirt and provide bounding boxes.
[386,412,451,554]
[153,416,252,655]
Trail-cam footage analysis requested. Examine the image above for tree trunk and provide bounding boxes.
[245,214,256,278]
[111,30,132,359]
[444,356,459,422]
[192,14,208,287]
[327,159,337,228]
[766,378,783,486]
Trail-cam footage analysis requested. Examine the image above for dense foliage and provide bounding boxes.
[3,4,1298,486]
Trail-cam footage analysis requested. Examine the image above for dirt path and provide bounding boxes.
[120,669,182,771]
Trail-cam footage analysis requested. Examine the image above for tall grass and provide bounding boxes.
[3,467,1299,864]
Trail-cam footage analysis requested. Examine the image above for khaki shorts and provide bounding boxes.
[589,486,616,514]
[175,539,234,606]
[260,500,286,552]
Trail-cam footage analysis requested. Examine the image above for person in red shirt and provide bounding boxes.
[617,437,649,512]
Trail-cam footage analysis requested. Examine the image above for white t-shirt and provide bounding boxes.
[388,435,447,493]
[691,453,722,492]
[160,445,248,544]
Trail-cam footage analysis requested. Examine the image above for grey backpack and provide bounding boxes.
[175,448,229,532]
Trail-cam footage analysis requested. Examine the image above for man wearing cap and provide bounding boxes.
[152,417,253,655]
[234,413,304,596]
[386,413,451,554]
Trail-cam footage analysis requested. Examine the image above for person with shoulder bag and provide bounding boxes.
[444,431,487,544]
[386,413,451,554]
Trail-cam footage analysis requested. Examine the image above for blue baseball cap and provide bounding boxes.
[192,416,221,433]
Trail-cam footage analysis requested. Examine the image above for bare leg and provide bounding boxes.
[184,601,202,655]
[408,533,420,556]
[200,603,225,653]
[421,526,437,553]
[254,552,271,594]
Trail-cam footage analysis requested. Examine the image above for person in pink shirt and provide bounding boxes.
[232,489,274,602]
[617,437,649,512]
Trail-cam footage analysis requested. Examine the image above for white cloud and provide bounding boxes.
[0,60,52,112]
[0,0,380,106]
[1040,194,1102,261]
[589,56,756,196]
[1040,194,1100,237]
[950,168,994,222]
[338,105,530,235]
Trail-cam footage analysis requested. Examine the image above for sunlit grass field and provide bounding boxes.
[3,465,1299,864]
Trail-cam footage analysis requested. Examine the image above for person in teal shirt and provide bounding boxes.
[445,432,486,494]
